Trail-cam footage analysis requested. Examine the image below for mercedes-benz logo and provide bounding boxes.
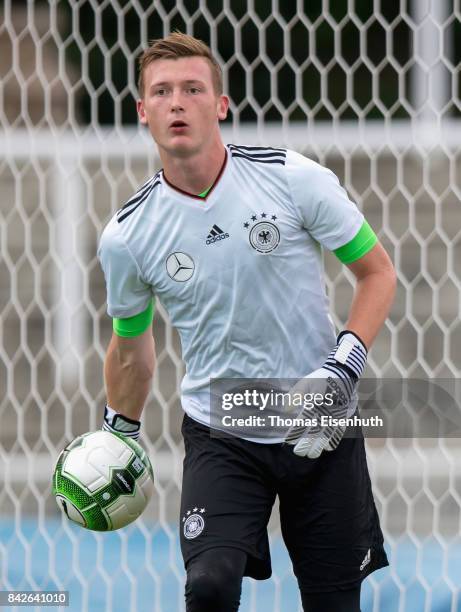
[166,252,195,282]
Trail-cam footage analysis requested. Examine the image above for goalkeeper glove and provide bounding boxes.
[102,405,141,440]
[284,331,367,459]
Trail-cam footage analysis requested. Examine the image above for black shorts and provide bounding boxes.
[179,414,388,593]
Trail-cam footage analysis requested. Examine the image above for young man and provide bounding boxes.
[98,32,396,612]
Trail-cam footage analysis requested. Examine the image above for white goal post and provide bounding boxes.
[1,2,460,611]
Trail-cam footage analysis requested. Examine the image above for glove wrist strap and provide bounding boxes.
[102,405,141,440]
[324,330,368,381]
[336,329,367,352]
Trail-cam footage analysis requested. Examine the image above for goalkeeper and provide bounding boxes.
[98,32,396,612]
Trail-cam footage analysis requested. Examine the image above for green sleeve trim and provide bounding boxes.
[113,300,155,337]
[333,220,378,264]
[198,185,212,198]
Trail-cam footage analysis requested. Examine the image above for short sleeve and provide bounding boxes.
[285,150,364,251]
[97,216,153,318]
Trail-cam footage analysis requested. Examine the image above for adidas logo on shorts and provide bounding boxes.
[206,224,230,245]
[360,548,371,571]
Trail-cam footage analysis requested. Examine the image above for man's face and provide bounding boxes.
[137,56,229,157]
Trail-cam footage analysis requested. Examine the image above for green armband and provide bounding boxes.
[333,220,378,264]
[113,300,155,337]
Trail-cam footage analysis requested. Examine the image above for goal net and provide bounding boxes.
[1,1,460,611]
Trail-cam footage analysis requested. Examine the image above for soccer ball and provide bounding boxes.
[52,431,154,531]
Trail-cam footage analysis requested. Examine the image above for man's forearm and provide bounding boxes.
[104,331,156,421]
[345,269,396,349]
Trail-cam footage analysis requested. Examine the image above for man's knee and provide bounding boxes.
[187,566,231,608]
[185,548,246,612]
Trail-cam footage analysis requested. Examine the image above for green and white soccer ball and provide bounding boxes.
[52,431,154,531]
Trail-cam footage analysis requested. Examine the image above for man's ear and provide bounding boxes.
[217,95,229,121]
[137,99,148,125]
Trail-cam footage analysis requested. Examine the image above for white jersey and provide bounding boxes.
[98,145,364,435]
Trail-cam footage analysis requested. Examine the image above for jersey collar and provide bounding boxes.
[161,149,229,205]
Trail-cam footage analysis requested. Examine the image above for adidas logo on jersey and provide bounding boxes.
[206,224,230,245]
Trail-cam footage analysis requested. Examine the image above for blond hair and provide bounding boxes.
[138,32,223,97]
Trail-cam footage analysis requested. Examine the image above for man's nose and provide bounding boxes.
[171,89,185,111]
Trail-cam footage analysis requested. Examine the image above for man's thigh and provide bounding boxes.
[180,414,276,580]
[278,434,388,593]
[301,586,362,612]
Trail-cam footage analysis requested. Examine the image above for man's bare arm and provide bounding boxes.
[285,242,396,458]
[104,327,156,421]
[345,242,397,349]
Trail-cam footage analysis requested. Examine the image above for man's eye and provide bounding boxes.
[155,89,167,96]
[189,87,200,94]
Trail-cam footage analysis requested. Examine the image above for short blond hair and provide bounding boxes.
[138,32,223,97]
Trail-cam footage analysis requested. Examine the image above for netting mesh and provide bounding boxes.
[1,1,460,611]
